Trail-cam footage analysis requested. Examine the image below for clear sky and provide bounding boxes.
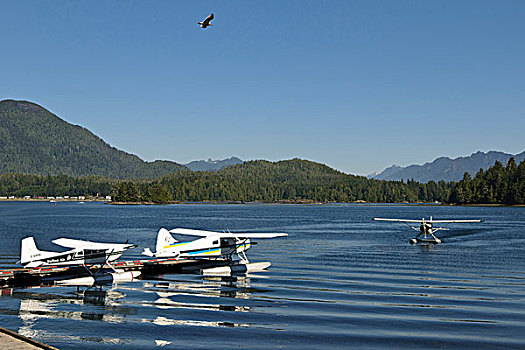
[2,1,524,175]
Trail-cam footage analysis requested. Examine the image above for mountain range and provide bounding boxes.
[370,150,525,183]
[2,99,521,183]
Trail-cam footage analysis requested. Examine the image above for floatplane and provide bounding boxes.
[142,228,288,275]
[20,237,139,285]
[373,217,483,244]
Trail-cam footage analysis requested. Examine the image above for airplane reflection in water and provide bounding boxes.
[146,275,257,299]
[137,276,281,330]
[141,278,252,312]
[0,272,285,349]
[1,286,134,345]
[142,315,250,328]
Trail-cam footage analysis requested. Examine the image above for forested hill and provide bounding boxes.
[0,158,449,203]
[0,100,186,179]
[151,159,449,203]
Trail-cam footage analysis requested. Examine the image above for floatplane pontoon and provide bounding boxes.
[142,228,288,275]
[373,217,483,244]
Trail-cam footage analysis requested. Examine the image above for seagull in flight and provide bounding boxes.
[198,13,214,28]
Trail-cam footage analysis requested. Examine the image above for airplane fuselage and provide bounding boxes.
[22,248,126,268]
[158,236,251,259]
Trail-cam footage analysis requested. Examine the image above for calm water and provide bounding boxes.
[0,202,524,349]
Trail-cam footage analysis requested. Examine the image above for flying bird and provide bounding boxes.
[198,13,214,28]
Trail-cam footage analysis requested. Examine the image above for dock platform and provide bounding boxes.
[0,326,58,349]
[0,258,229,289]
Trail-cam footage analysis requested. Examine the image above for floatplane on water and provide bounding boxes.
[20,237,139,285]
[142,228,288,275]
[9,228,288,287]
[373,217,483,244]
[21,237,136,268]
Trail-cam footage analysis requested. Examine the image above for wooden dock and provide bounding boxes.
[0,326,58,349]
[0,258,229,289]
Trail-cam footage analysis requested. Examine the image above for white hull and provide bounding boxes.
[56,270,140,286]
[202,261,271,276]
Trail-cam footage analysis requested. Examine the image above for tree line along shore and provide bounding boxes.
[0,158,524,205]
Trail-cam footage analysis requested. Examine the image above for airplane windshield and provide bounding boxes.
[171,234,202,242]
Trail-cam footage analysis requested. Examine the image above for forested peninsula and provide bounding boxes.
[1,158,524,205]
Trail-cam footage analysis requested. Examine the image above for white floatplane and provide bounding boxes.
[142,228,288,275]
[20,237,136,268]
[373,217,483,244]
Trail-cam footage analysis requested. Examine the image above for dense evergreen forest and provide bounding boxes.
[0,173,112,197]
[1,158,523,205]
[1,159,447,203]
[448,158,525,205]
[155,159,450,203]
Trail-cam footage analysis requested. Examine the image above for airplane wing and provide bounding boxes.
[168,228,215,237]
[373,218,423,223]
[52,238,134,250]
[168,228,287,239]
[373,218,482,223]
[427,219,483,223]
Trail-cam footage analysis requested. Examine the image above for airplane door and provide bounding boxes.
[220,238,236,256]
[83,249,108,265]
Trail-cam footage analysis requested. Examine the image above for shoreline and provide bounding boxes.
[1,198,524,207]
[0,198,107,202]
[108,202,525,207]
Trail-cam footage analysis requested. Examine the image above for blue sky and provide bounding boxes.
[2,1,524,175]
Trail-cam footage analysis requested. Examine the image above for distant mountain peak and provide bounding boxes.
[184,157,244,172]
[367,164,402,179]
[370,150,525,183]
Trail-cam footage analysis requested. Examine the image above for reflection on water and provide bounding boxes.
[155,339,171,347]
[140,277,253,312]
[10,286,130,345]
[142,316,250,328]
[0,273,284,347]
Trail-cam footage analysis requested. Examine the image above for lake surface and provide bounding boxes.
[0,202,524,349]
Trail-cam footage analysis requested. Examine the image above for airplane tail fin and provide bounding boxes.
[20,237,43,267]
[156,228,177,255]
